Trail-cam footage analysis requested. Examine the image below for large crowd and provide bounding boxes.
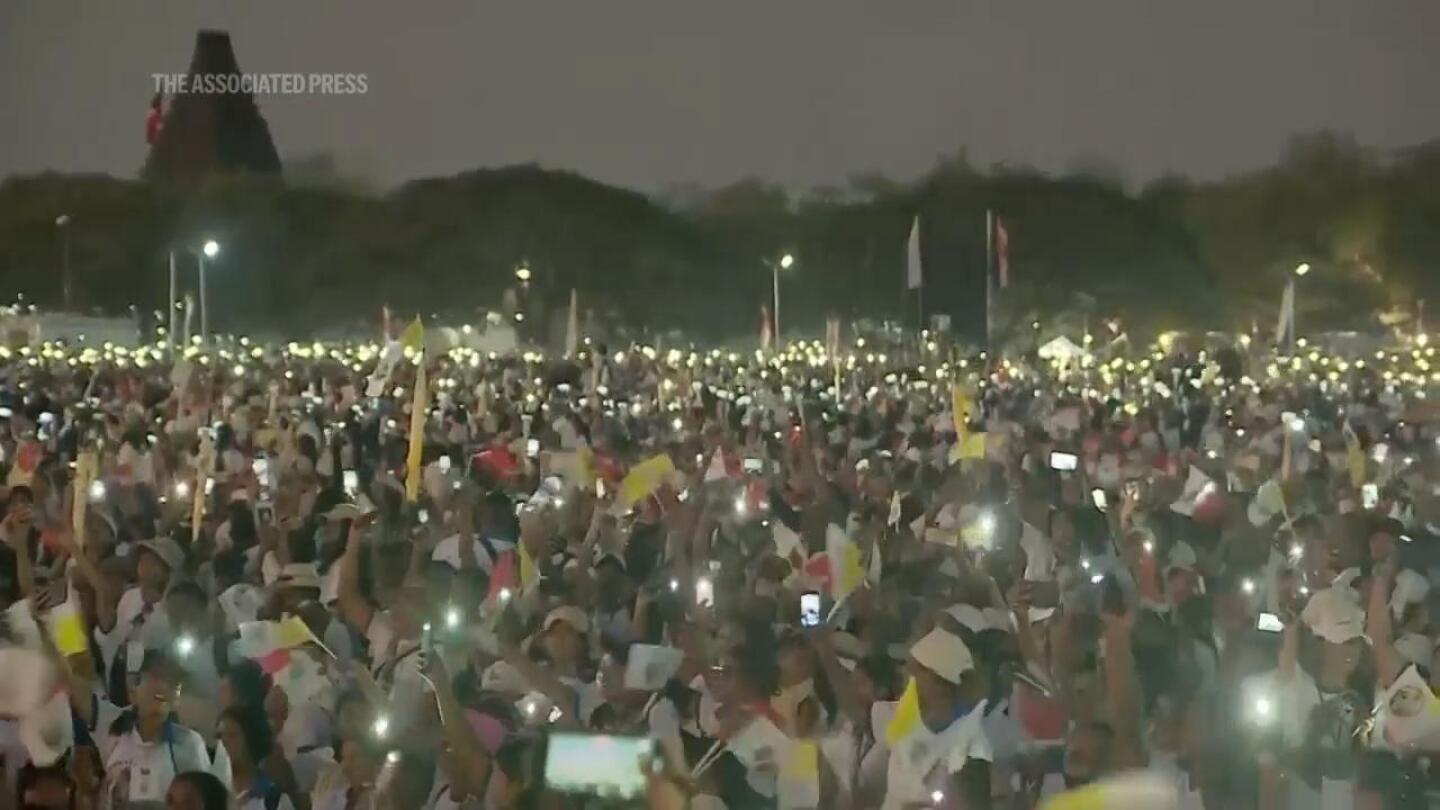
[0,326,1438,810]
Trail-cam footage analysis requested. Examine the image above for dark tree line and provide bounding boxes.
[0,131,1436,343]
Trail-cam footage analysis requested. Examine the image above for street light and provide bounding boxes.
[1290,262,1310,351]
[169,239,221,348]
[56,215,72,311]
[199,240,220,343]
[771,253,795,346]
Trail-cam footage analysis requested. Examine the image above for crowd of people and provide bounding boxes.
[0,326,1438,810]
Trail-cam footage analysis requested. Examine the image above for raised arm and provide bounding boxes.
[1367,565,1403,688]
[499,641,578,720]
[808,629,870,729]
[335,516,376,634]
[1100,609,1146,769]
[423,655,492,798]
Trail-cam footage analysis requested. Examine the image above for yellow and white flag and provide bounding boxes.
[405,348,428,504]
[71,450,97,545]
[1040,771,1178,810]
[825,524,865,602]
[885,679,922,746]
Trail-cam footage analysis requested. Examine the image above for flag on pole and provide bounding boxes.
[518,541,539,592]
[825,316,841,358]
[885,679,922,745]
[1274,279,1295,346]
[404,320,428,503]
[71,451,97,545]
[825,524,866,602]
[564,289,579,358]
[994,215,1011,289]
[906,216,923,290]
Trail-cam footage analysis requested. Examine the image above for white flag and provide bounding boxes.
[906,216,922,290]
[1274,279,1294,346]
[564,288,579,358]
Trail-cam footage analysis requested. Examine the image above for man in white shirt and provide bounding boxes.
[73,651,210,810]
[876,627,994,809]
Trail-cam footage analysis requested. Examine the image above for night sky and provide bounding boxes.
[2,0,1437,192]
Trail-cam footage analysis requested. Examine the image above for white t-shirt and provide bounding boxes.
[367,611,430,732]
[96,588,166,683]
[876,699,993,810]
[234,784,296,810]
[95,700,210,810]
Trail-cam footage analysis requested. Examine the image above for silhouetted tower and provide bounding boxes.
[144,30,282,181]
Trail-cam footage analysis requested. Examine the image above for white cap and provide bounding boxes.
[1301,586,1367,644]
[909,628,974,685]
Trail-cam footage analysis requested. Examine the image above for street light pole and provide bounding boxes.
[772,262,781,347]
[1292,262,1310,352]
[198,252,208,343]
[56,215,72,310]
[199,239,219,344]
[772,253,794,347]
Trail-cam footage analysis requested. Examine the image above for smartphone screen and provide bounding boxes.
[527,438,540,458]
[695,577,714,608]
[438,455,452,473]
[543,733,654,800]
[1256,612,1284,633]
[743,457,763,474]
[1090,488,1108,511]
[800,592,822,627]
[343,470,359,497]
[1049,451,1078,472]
[1362,483,1379,510]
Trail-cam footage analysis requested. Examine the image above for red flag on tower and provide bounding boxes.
[145,92,165,146]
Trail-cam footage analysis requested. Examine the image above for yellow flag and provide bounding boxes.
[398,317,425,352]
[951,431,987,462]
[577,446,597,486]
[48,598,88,656]
[518,540,539,591]
[405,351,428,503]
[1343,422,1366,488]
[885,678,922,745]
[72,450,97,545]
[781,740,819,779]
[618,454,676,510]
[951,386,974,437]
[275,616,317,649]
[1039,772,1176,809]
[826,524,865,601]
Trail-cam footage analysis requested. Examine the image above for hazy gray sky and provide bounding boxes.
[2,0,1437,192]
